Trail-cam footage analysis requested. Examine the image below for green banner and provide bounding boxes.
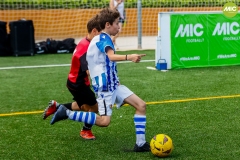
[171,13,240,69]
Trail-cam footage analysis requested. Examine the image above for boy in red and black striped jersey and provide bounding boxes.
[43,15,101,140]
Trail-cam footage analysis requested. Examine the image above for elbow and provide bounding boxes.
[108,55,115,61]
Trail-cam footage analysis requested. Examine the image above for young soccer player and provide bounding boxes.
[50,8,149,152]
[43,15,101,140]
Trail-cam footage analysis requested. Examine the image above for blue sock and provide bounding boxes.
[134,114,146,147]
[67,110,96,125]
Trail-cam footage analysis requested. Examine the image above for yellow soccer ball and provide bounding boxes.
[150,134,173,157]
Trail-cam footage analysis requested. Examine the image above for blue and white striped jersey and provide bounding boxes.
[86,32,119,93]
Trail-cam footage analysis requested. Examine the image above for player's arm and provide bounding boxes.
[106,47,146,63]
[109,0,115,9]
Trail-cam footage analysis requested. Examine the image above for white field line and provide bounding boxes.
[0,64,70,70]
[0,60,155,70]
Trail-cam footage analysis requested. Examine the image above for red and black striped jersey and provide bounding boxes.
[67,37,90,90]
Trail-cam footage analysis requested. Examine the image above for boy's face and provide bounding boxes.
[107,18,120,36]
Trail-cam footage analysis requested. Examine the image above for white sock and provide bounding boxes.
[134,114,146,147]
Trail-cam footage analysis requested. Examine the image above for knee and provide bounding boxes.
[137,101,146,113]
[80,103,98,114]
[101,122,110,127]
[141,101,147,110]
[101,118,110,127]
[89,103,98,113]
[98,116,111,127]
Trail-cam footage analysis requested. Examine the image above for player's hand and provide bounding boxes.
[128,54,146,63]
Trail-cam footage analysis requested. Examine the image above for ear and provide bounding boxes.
[92,28,97,33]
[105,22,111,28]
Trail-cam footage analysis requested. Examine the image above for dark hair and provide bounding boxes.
[87,15,101,33]
[98,8,120,30]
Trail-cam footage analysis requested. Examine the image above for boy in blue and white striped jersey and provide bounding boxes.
[51,8,149,152]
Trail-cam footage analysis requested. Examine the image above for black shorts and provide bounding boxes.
[68,86,97,107]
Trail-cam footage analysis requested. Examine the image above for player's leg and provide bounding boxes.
[43,99,81,120]
[43,100,72,119]
[43,101,82,120]
[67,91,112,127]
[72,87,98,140]
[115,85,150,152]
[50,91,113,127]
[71,102,81,111]
[50,104,111,126]
[80,103,98,113]
[124,94,150,152]
[43,100,59,119]
[71,102,98,112]
[43,87,98,139]
[43,86,81,120]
